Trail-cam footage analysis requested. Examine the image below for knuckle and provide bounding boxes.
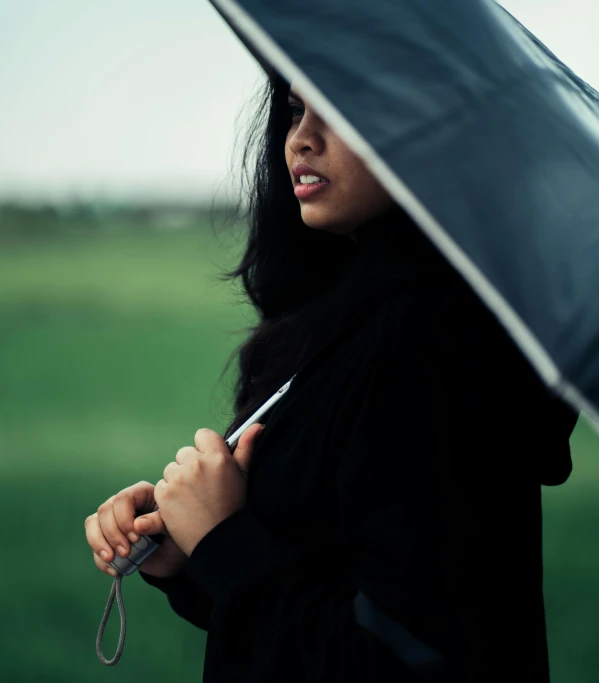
[93,551,111,571]
[155,479,171,498]
[211,452,228,470]
[175,446,194,464]
[192,455,204,469]
[124,481,144,495]
[97,501,110,514]
[97,538,111,552]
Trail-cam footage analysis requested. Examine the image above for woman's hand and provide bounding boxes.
[135,423,264,558]
[85,480,188,579]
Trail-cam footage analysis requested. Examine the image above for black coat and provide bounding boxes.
[140,211,578,682]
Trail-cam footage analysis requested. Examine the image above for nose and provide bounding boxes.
[288,111,325,156]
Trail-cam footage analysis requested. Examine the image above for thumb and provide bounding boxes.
[232,423,265,475]
[134,510,168,536]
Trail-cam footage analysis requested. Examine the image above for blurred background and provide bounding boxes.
[1,1,599,681]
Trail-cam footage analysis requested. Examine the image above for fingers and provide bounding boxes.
[238,422,265,445]
[119,480,156,517]
[112,488,145,544]
[96,499,132,561]
[232,423,265,474]
[175,446,198,466]
[85,480,156,572]
[194,427,224,452]
[163,460,180,482]
[93,549,119,578]
[133,510,168,536]
[85,509,124,571]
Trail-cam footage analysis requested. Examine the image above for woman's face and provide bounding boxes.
[284,83,395,241]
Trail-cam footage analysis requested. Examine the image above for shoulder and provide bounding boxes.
[378,273,529,370]
[345,274,561,435]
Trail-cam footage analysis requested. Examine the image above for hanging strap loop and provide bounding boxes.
[96,574,127,666]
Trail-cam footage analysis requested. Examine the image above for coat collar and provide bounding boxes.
[353,203,456,279]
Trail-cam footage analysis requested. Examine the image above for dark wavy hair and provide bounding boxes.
[211,66,581,482]
[216,70,362,440]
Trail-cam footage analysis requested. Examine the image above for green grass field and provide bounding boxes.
[1,220,599,682]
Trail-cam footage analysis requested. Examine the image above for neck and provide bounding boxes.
[354,204,406,247]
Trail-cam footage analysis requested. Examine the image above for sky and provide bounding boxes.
[0,0,597,204]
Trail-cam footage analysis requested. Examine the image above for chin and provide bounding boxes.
[301,207,350,234]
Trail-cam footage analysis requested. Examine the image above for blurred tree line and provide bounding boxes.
[0,200,239,240]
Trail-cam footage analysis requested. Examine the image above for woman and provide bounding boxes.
[84,72,578,681]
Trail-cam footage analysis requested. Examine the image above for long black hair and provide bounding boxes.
[216,70,365,439]
[212,68,580,484]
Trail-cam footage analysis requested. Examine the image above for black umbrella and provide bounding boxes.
[209,0,599,430]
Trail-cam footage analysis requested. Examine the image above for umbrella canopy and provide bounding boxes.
[209,0,599,430]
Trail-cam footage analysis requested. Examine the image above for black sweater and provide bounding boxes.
[140,212,578,682]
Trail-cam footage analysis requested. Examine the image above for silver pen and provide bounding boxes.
[109,374,297,576]
[224,374,295,450]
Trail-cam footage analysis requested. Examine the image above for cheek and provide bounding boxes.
[334,148,369,192]
[284,137,293,164]
[343,164,387,203]
[330,159,394,223]
[284,147,296,182]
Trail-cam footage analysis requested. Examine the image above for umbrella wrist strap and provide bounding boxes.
[96,574,127,666]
